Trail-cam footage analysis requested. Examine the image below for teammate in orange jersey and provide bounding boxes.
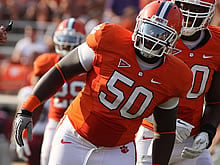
[135,0,220,164]
[39,18,86,165]
[0,28,7,44]
[15,18,86,165]
[13,1,193,165]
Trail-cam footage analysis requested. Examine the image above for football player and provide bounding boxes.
[39,18,86,165]
[135,0,220,164]
[0,26,8,44]
[13,1,193,165]
[15,18,86,165]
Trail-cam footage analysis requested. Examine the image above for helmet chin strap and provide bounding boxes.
[135,49,162,64]
[181,30,202,42]
[181,30,205,49]
[141,51,154,58]
[182,27,198,36]
[141,48,163,58]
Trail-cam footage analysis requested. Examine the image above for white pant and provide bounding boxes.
[41,119,59,165]
[135,125,213,165]
[48,115,136,165]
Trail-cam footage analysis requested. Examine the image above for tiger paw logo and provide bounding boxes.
[120,145,129,153]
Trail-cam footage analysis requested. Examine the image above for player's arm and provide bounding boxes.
[26,42,94,111]
[14,42,95,146]
[181,71,220,159]
[202,71,220,147]
[32,48,85,102]
[152,97,178,164]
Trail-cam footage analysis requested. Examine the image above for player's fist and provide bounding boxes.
[176,119,195,143]
[16,138,31,162]
[181,132,209,159]
[14,109,33,147]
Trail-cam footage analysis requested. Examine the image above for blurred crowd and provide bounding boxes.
[0,0,140,32]
[0,0,219,67]
[0,0,142,95]
[1,0,219,26]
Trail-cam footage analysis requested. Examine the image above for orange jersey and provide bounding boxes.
[142,25,220,135]
[34,53,86,121]
[175,25,220,135]
[33,53,60,76]
[49,73,86,121]
[66,23,192,147]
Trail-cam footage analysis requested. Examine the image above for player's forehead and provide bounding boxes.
[175,1,209,12]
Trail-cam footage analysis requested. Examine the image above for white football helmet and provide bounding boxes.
[53,18,86,56]
[132,0,183,58]
[175,0,216,36]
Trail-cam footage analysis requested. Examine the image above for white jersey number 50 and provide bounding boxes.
[99,71,153,119]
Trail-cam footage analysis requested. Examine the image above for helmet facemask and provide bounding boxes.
[54,29,85,56]
[175,0,216,36]
[133,15,179,58]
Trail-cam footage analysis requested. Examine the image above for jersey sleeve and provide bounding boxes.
[86,23,106,51]
[86,23,119,52]
[175,61,193,98]
[157,97,179,110]
[86,23,119,67]
[78,43,95,71]
[167,55,193,98]
[33,53,60,76]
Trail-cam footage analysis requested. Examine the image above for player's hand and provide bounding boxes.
[181,132,209,159]
[176,119,195,143]
[14,109,33,147]
[16,138,31,162]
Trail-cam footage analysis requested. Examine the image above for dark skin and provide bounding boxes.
[199,71,220,148]
[135,48,164,65]
[20,47,177,164]
[181,30,202,42]
[176,2,209,14]
[181,29,211,49]
[136,48,177,164]
[32,48,85,101]
[153,106,178,164]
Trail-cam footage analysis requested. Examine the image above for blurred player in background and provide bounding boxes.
[0,27,7,44]
[0,106,13,165]
[11,24,48,66]
[15,71,49,165]
[13,1,193,164]
[0,21,11,165]
[15,18,86,165]
[135,0,220,164]
[40,18,86,165]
